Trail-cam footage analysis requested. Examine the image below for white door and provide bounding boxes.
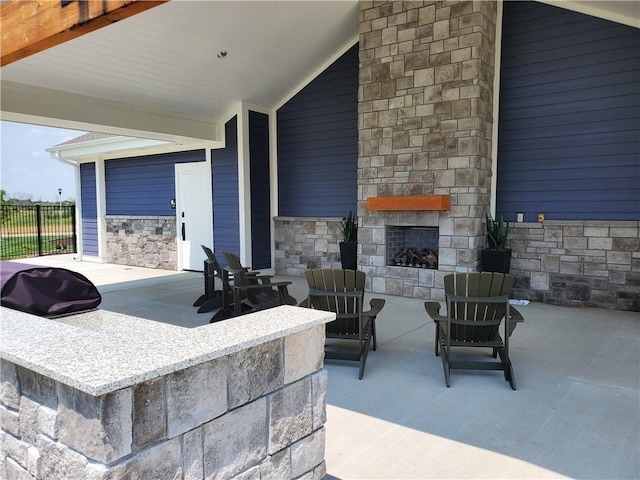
[175,162,213,271]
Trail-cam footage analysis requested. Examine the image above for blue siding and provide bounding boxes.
[105,150,205,216]
[497,2,640,221]
[250,111,271,269]
[213,116,240,265]
[80,163,98,256]
[277,43,358,217]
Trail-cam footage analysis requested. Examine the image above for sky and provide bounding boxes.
[0,120,85,202]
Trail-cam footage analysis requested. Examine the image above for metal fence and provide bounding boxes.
[0,205,77,260]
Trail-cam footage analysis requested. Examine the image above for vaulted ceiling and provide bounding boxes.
[1,0,637,145]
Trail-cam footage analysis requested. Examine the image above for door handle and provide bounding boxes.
[181,223,186,241]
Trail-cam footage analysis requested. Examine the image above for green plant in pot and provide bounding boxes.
[481,214,512,273]
[339,210,358,271]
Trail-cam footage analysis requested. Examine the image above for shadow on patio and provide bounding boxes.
[9,255,639,479]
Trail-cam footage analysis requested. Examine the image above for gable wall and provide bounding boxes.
[497,1,640,222]
[277,44,359,217]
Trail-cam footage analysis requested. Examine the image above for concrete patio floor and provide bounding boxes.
[7,255,640,479]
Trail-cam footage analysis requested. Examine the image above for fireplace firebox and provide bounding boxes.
[387,226,439,268]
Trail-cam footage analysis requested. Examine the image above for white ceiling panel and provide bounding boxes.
[1,1,359,132]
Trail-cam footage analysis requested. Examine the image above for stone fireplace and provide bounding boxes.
[357,1,498,300]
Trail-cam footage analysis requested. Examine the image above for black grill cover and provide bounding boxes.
[1,262,101,317]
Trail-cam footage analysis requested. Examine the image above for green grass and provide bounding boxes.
[0,235,75,260]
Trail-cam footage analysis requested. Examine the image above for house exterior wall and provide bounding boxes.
[99,150,205,269]
[105,151,205,216]
[496,2,640,311]
[212,116,241,266]
[250,111,272,269]
[273,0,639,311]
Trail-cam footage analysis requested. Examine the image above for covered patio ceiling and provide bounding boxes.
[1,0,638,147]
[1,0,360,145]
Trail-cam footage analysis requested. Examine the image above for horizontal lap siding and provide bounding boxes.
[213,116,240,265]
[497,2,640,221]
[105,150,205,216]
[277,44,358,217]
[80,162,98,256]
[249,111,271,269]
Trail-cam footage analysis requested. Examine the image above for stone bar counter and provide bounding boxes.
[0,305,334,479]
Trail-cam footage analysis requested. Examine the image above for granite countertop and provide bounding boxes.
[0,305,333,396]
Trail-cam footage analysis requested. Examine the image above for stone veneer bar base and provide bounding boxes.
[0,306,333,479]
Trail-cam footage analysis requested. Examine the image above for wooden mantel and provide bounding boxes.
[366,195,451,211]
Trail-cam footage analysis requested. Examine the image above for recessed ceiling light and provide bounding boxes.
[217,51,227,59]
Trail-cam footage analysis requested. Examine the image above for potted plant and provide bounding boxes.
[481,214,511,273]
[339,210,358,270]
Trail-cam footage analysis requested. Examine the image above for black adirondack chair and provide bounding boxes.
[424,272,524,389]
[304,269,385,379]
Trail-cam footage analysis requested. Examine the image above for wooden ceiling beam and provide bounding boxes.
[1,0,169,67]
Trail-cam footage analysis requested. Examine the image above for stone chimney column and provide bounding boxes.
[358,0,498,296]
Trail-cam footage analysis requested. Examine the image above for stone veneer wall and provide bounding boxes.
[510,221,640,311]
[274,217,345,276]
[105,216,177,270]
[357,1,497,300]
[0,326,327,480]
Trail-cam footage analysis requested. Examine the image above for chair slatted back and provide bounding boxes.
[223,251,244,270]
[305,269,365,336]
[201,245,223,276]
[445,272,513,342]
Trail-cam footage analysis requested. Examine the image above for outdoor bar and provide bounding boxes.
[0,305,333,479]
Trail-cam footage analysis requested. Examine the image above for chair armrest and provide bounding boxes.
[506,305,524,336]
[252,274,272,284]
[424,301,446,322]
[509,306,524,323]
[234,281,292,291]
[363,298,385,318]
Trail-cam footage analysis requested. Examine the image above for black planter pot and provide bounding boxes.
[481,249,512,274]
[339,241,358,271]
